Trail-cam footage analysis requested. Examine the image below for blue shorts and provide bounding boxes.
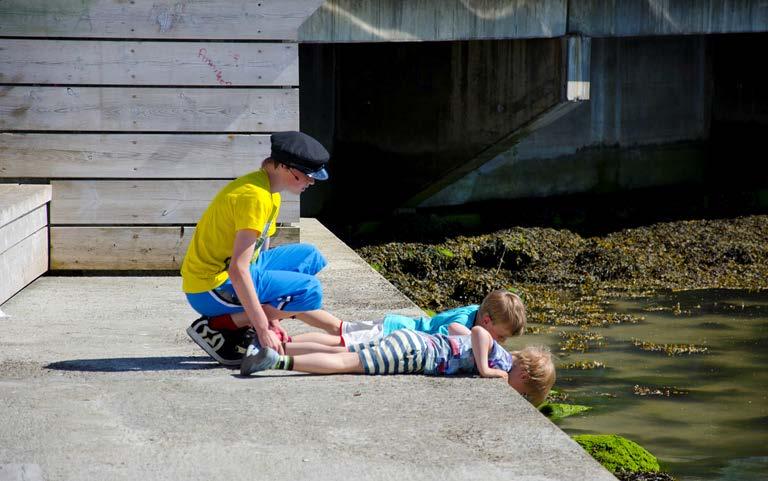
[185,243,326,317]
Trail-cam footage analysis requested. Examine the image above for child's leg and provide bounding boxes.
[241,348,363,376]
[290,331,343,346]
[257,243,327,276]
[230,309,341,336]
[284,341,346,355]
[292,352,364,374]
[290,310,342,334]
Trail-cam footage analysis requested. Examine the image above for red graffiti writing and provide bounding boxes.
[198,48,233,86]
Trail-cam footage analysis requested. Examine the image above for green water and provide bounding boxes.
[513,289,768,481]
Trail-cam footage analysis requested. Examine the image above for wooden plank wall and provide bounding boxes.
[0,0,324,270]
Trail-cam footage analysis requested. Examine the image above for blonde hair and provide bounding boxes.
[512,346,556,407]
[478,289,526,336]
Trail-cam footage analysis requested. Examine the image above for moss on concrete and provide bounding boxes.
[574,434,660,473]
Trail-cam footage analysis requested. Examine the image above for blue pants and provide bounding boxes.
[186,243,326,317]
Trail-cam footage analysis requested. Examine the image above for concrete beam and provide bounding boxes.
[569,0,768,37]
[299,0,567,42]
[408,101,584,208]
[417,36,712,208]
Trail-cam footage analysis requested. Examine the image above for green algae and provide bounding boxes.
[561,360,606,370]
[630,339,709,356]
[573,434,661,473]
[540,403,592,421]
[558,331,605,352]
[632,385,690,397]
[545,388,569,403]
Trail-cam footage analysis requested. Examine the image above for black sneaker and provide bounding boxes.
[186,317,251,366]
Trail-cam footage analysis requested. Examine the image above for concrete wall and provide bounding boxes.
[421,36,713,207]
[299,0,768,43]
[570,0,768,37]
[299,0,567,42]
[299,38,564,216]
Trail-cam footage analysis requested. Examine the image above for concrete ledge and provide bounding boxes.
[0,184,51,304]
[0,218,615,481]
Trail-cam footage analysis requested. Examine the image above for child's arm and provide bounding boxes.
[447,322,471,336]
[470,326,509,380]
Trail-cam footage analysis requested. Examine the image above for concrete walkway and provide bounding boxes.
[0,219,616,481]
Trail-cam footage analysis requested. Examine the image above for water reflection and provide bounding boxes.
[515,289,768,481]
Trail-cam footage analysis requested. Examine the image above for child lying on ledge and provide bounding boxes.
[240,322,555,406]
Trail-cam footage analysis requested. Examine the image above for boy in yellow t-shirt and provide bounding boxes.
[182,131,342,366]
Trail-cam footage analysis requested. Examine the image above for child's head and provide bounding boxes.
[507,346,556,407]
[476,289,527,342]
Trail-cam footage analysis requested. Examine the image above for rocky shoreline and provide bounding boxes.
[356,215,767,326]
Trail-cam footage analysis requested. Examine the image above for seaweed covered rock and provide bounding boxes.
[470,233,537,271]
[615,471,676,481]
[356,216,768,311]
[450,269,509,304]
[574,240,638,281]
[574,434,661,473]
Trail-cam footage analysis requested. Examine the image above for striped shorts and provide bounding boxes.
[350,329,430,375]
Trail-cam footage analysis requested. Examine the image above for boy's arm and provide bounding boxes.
[447,322,471,336]
[229,229,283,353]
[470,326,508,380]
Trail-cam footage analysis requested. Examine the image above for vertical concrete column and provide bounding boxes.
[567,35,591,101]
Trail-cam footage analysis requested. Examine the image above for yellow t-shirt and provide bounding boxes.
[181,170,280,293]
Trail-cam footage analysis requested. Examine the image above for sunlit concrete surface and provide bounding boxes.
[0,218,615,481]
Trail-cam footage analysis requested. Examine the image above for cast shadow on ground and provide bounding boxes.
[46,356,221,372]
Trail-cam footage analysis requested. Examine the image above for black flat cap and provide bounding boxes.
[270,131,329,180]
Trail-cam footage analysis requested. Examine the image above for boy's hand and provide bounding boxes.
[256,328,284,354]
[269,319,290,342]
[486,368,508,381]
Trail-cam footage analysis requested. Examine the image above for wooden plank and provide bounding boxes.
[0,87,299,132]
[0,40,298,86]
[50,225,299,270]
[0,227,47,304]
[0,205,46,255]
[0,184,52,227]
[50,180,299,225]
[0,0,325,40]
[0,133,270,179]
